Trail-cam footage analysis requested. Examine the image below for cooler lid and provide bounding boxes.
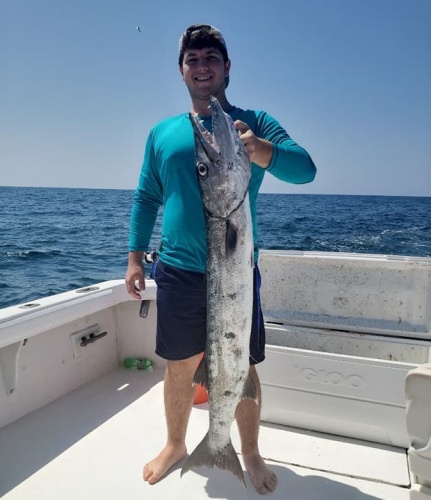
[259,251,431,340]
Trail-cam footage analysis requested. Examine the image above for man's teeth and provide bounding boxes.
[196,76,211,81]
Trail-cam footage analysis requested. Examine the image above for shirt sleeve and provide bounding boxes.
[256,111,317,184]
[128,130,163,252]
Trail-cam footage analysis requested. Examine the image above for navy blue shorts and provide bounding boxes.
[152,260,266,365]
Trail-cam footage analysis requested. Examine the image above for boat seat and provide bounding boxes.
[406,364,431,498]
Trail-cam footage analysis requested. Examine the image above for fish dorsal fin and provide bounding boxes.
[193,356,209,390]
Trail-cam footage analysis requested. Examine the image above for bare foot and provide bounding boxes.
[243,453,277,494]
[143,444,187,485]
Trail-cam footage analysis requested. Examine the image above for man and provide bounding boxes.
[125,24,316,494]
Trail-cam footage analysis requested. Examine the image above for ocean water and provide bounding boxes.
[1,186,430,309]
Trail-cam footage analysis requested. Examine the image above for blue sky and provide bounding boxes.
[1,0,430,195]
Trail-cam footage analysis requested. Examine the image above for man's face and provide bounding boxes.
[180,47,230,101]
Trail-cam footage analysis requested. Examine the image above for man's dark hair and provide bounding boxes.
[178,24,229,66]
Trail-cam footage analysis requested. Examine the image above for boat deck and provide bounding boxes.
[0,367,411,500]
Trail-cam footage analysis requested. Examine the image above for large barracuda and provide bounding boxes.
[181,96,256,486]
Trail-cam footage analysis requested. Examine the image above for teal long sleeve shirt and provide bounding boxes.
[128,106,316,273]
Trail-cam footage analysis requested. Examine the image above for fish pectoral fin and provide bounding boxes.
[241,372,257,401]
[181,433,245,487]
[225,219,238,258]
[193,356,209,390]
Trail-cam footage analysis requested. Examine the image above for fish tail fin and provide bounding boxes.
[181,433,245,487]
[242,371,257,401]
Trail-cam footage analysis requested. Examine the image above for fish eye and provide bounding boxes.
[197,162,208,177]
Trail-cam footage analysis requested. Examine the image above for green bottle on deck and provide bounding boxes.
[123,357,153,371]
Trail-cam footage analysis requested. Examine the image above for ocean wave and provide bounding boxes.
[4,249,63,259]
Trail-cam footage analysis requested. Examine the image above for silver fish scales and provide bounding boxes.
[181,97,256,486]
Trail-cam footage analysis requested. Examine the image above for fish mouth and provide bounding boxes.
[190,114,219,164]
[189,96,237,162]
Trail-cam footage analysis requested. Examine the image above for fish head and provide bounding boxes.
[190,97,250,219]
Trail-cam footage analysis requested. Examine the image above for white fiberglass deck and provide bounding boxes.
[0,367,410,500]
